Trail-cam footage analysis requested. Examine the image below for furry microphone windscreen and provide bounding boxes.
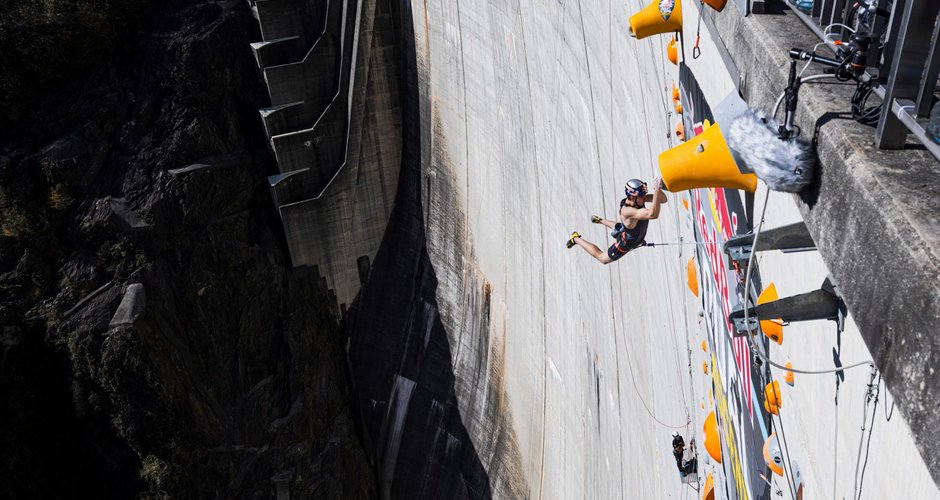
[726,109,816,193]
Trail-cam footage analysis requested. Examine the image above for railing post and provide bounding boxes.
[915,18,940,117]
[876,1,940,149]
[877,0,906,86]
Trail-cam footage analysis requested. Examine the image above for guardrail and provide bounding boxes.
[784,0,940,161]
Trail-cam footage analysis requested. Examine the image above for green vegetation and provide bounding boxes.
[48,184,72,210]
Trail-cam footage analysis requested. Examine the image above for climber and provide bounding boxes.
[672,431,698,476]
[566,177,667,264]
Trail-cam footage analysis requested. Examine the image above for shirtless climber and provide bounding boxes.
[566,177,668,264]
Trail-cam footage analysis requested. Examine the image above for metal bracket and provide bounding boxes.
[723,221,817,270]
[729,276,846,337]
[730,303,760,335]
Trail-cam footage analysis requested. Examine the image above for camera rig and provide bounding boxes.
[779,32,883,138]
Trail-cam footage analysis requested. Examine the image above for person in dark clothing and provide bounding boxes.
[672,431,697,476]
[567,177,668,264]
[672,432,686,472]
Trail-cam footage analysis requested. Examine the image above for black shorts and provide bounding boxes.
[606,235,643,261]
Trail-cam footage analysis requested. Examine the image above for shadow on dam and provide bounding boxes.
[341,3,497,498]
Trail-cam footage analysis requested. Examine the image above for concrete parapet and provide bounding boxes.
[707,0,940,485]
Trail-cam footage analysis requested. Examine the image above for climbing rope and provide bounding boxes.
[833,378,842,500]
[642,240,716,248]
[742,187,874,375]
[852,369,881,500]
[621,321,692,429]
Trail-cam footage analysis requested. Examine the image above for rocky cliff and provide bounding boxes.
[0,1,374,498]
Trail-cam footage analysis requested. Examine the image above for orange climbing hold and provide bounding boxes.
[758,283,784,344]
[764,380,782,415]
[785,362,795,386]
[704,0,727,11]
[702,361,708,374]
[675,103,683,114]
[667,36,679,65]
[687,257,698,296]
[701,339,706,352]
[702,473,715,500]
[704,411,722,463]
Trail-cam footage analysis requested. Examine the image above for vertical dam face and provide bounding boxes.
[339,0,695,497]
[406,1,687,497]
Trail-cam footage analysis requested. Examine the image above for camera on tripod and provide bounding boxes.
[789,32,880,81]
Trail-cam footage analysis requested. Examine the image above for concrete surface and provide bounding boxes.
[706,0,940,487]
[409,0,708,496]
[395,0,939,497]
[253,0,402,310]
[251,0,939,496]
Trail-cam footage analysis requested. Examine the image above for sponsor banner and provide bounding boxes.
[679,62,773,500]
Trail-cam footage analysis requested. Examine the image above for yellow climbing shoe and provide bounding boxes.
[566,231,581,249]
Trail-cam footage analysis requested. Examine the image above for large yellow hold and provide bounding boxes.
[629,0,683,40]
[659,122,758,192]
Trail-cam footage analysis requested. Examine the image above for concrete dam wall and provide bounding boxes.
[407,0,692,496]
[340,0,697,497]
[253,0,940,498]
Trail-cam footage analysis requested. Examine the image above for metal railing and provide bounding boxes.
[785,0,940,160]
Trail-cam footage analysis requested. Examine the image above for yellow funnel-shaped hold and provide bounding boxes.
[702,473,715,500]
[785,362,795,386]
[763,433,784,476]
[764,380,782,415]
[659,123,758,192]
[687,257,699,296]
[668,37,679,64]
[758,284,784,344]
[704,0,727,11]
[629,0,683,40]
[704,411,722,463]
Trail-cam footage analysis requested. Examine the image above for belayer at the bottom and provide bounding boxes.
[567,177,668,264]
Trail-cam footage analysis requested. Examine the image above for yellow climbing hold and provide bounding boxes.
[629,0,683,40]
